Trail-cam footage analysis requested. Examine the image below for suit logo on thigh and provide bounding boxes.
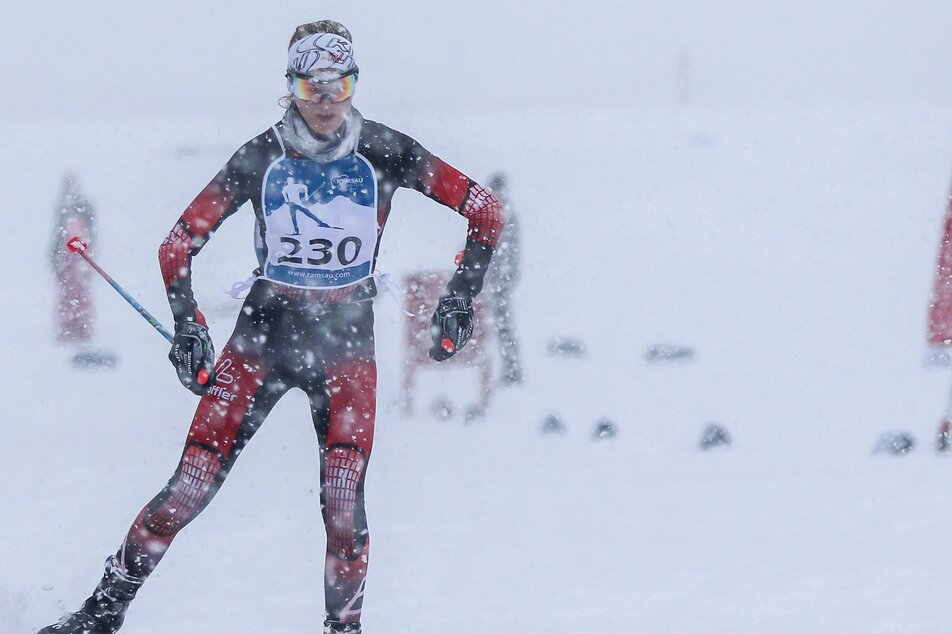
[207,358,237,401]
[214,358,235,385]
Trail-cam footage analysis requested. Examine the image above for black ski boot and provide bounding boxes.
[38,556,144,634]
[324,619,362,633]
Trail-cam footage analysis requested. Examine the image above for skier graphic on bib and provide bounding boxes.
[280,176,341,233]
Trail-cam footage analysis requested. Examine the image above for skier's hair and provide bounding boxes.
[288,20,353,48]
[281,21,354,109]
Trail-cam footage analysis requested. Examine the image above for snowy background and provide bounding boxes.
[4,1,952,632]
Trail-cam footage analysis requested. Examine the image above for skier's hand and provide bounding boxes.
[169,322,215,394]
[429,295,474,361]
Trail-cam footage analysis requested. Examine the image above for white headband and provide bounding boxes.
[287,33,357,78]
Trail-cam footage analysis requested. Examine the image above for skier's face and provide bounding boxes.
[295,96,353,136]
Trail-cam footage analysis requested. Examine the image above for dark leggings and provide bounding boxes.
[116,281,376,625]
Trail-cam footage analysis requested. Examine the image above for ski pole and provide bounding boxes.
[66,236,210,385]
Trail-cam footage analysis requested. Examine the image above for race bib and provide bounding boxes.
[259,155,377,288]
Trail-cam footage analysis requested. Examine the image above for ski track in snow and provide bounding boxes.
[3,104,952,632]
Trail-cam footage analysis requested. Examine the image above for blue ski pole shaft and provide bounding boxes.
[66,236,174,344]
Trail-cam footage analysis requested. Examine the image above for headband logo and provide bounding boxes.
[289,34,355,74]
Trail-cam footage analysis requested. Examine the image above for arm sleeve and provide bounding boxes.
[399,138,506,298]
[158,150,251,326]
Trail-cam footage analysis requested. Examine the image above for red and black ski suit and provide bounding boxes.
[113,110,504,626]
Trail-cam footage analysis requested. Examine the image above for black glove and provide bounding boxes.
[429,295,475,361]
[168,322,215,394]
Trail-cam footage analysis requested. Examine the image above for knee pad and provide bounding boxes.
[324,444,368,560]
[144,443,224,537]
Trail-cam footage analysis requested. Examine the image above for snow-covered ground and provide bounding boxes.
[3,104,952,634]
[5,3,952,633]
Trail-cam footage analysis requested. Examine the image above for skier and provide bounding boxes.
[38,20,504,634]
[49,173,118,369]
[49,172,96,345]
[281,175,341,233]
[485,172,523,385]
[929,182,952,450]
